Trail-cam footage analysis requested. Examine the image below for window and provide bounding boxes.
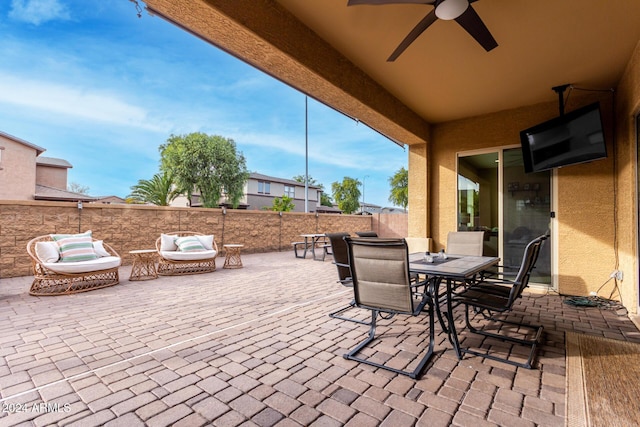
[284,185,295,198]
[258,181,270,194]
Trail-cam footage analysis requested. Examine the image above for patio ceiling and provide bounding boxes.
[274,0,640,123]
[144,0,640,145]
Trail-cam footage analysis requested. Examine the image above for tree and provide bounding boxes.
[267,195,295,212]
[388,166,408,211]
[128,171,181,206]
[68,182,90,195]
[293,174,333,206]
[331,177,361,214]
[159,133,249,208]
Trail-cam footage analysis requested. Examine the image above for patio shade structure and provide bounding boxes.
[143,0,640,315]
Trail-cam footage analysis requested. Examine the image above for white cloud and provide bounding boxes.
[9,0,71,25]
[0,73,170,132]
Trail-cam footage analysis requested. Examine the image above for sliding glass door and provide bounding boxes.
[458,148,552,286]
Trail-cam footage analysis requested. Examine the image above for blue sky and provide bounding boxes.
[0,0,407,208]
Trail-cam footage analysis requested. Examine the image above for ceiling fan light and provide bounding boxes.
[435,0,469,20]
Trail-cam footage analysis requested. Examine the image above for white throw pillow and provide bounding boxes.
[160,234,178,251]
[196,235,215,251]
[93,240,111,257]
[35,241,60,263]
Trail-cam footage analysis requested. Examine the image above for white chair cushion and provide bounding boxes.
[196,235,215,251]
[93,240,111,257]
[160,234,178,251]
[35,241,60,263]
[43,256,121,274]
[161,250,217,261]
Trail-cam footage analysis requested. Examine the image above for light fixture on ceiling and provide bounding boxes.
[435,0,469,20]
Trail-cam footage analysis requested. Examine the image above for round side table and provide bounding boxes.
[129,249,158,281]
[223,244,244,269]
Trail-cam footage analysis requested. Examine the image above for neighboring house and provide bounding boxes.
[244,172,323,212]
[358,202,382,215]
[0,130,44,200]
[0,130,95,202]
[171,172,326,212]
[93,196,127,204]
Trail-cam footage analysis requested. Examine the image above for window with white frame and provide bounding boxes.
[258,181,271,194]
[284,185,295,198]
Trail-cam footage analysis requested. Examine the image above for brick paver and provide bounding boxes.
[0,251,638,426]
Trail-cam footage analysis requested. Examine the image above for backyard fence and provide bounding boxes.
[0,201,407,278]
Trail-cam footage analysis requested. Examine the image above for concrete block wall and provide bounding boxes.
[0,201,378,278]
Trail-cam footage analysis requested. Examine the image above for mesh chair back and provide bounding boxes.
[506,234,548,305]
[326,232,351,284]
[446,231,484,256]
[346,237,414,314]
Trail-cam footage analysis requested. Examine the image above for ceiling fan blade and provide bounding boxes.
[454,3,498,51]
[347,0,434,5]
[387,10,438,61]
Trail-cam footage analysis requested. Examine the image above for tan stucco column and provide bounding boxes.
[408,143,428,238]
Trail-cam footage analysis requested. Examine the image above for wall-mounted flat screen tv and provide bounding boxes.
[519,102,607,173]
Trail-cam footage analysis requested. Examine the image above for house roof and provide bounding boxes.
[34,185,96,202]
[0,130,45,155]
[36,156,73,169]
[249,172,322,190]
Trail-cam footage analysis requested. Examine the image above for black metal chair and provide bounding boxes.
[449,234,548,369]
[343,237,435,379]
[326,232,370,325]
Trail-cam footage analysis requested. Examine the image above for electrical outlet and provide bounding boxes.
[610,270,618,279]
[616,270,624,281]
[590,291,598,296]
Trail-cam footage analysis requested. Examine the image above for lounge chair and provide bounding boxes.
[27,231,121,296]
[156,231,218,275]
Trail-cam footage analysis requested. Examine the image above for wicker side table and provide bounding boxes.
[129,249,158,281]
[223,244,244,269]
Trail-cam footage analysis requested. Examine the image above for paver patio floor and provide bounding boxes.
[1,250,638,426]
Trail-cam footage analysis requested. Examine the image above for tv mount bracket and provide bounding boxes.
[552,84,570,116]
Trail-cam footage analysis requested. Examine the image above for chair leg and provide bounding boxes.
[329,299,371,325]
[343,302,435,379]
[459,305,544,369]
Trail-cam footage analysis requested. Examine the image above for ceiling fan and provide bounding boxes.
[347,0,498,61]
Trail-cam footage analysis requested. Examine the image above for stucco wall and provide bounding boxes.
[35,164,67,189]
[428,91,617,299]
[612,40,640,312]
[0,200,372,278]
[0,136,37,200]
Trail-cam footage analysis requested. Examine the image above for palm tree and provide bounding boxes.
[128,172,181,206]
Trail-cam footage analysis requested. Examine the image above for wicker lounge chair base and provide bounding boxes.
[157,258,216,276]
[29,267,120,296]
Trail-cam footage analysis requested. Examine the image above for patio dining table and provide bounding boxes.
[297,233,329,261]
[409,253,500,358]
